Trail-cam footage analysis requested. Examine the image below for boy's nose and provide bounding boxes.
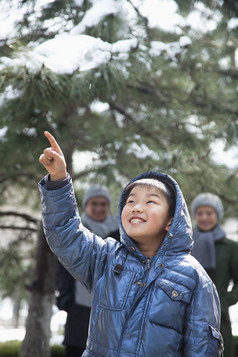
[132,204,143,212]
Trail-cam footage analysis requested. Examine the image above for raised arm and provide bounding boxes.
[39,131,67,181]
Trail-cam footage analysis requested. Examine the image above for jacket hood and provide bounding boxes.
[118,171,194,259]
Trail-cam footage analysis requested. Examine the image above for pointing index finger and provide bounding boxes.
[44,131,63,155]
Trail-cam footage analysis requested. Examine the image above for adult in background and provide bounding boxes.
[55,184,119,357]
[191,193,238,357]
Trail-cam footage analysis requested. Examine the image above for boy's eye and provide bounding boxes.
[126,200,134,204]
[147,200,155,204]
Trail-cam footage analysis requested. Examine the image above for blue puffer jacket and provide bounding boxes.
[39,171,223,357]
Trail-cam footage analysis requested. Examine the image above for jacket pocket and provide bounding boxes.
[148,278,193,333]
[98,267,135,310]
[208,325,224,357]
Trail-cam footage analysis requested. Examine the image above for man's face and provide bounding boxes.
[85,196,110,222]
[121,185,172,245]
[195,205,218,232]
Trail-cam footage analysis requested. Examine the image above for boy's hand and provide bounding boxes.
[39,131,67,181]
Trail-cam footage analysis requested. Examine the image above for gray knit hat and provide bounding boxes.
[83,184,112,208]
[191,193,224,222]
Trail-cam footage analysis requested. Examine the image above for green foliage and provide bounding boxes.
[51,345,66,357]
[234,335,238,356]
[0,341,65,357]
[0,341,20,357]
[1,0,238,207]
[0,242,33,299]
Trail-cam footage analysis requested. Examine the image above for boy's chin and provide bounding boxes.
[130,237,139,243]
[126,236,144,246]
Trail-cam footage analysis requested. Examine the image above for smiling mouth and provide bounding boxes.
[129,218,145,223]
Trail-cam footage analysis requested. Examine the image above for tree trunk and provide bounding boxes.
[12,294,21,328]
[19,222,57,357]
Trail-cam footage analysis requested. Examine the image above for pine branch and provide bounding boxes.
[109,102,168,149]
[220,194,237,204]
[190,97,238,116]
[0,225,38,232]
[217,69,238,79]
[127,83,168,105]
[0,171,37,184]
[72,165,113,181]
[0,211,39,224]
[126,0,151,40]
[127,83,157,95]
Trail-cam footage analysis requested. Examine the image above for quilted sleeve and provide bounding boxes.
[183,275,223,356]
[38,176,111,291]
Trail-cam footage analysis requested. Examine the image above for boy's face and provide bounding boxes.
[121,185,172,245]
[195,205,218,232]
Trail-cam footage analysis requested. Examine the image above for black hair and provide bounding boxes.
[123,178,176,218]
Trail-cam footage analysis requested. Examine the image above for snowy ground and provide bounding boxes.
[0,301,66,345]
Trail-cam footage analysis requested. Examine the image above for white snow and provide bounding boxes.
[150,36,191,60]
[0,0,57,41]
[70,0,123,35]
[0,127,8,140]
[139,0,183,34]
[0,327,25,342]
[72,150,99,174]
[34,35,111,73]
[138,0,221,34]
[228,18,238,31]
[90,101,109,112]
[126,143,159,160]
[210,140,238,169]
[0,0,28,40]
[179,36,192,47]
[219,57,231,70]
[0,85,22,108]
[23,128,37,136]
[111,39,138,53]
[184,115,208,140]
[235,49,238,69]
[74,0,84,6]
[0,35,138,75]
[0,299,66,345]
[184,2,222,33]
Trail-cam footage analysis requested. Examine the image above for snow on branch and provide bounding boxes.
[1,35,138,75]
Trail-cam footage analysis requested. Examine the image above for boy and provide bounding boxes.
[39,131,223,356]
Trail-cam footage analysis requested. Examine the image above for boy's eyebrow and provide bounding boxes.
[127,193,135,198]
[127,191,162,199]
[148,193,161,198]
[146,193,162,199]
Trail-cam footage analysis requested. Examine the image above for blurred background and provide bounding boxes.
[1,0,238,356]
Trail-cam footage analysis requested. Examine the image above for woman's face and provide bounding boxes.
[195,205,218,232]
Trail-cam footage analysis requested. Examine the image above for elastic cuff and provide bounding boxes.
[45,173,71,190]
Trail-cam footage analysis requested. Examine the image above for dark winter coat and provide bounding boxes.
[39,171,223,357]
[55,261,91,348]
[210,236,238,357]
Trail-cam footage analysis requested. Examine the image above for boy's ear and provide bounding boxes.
[165,218,173,232]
